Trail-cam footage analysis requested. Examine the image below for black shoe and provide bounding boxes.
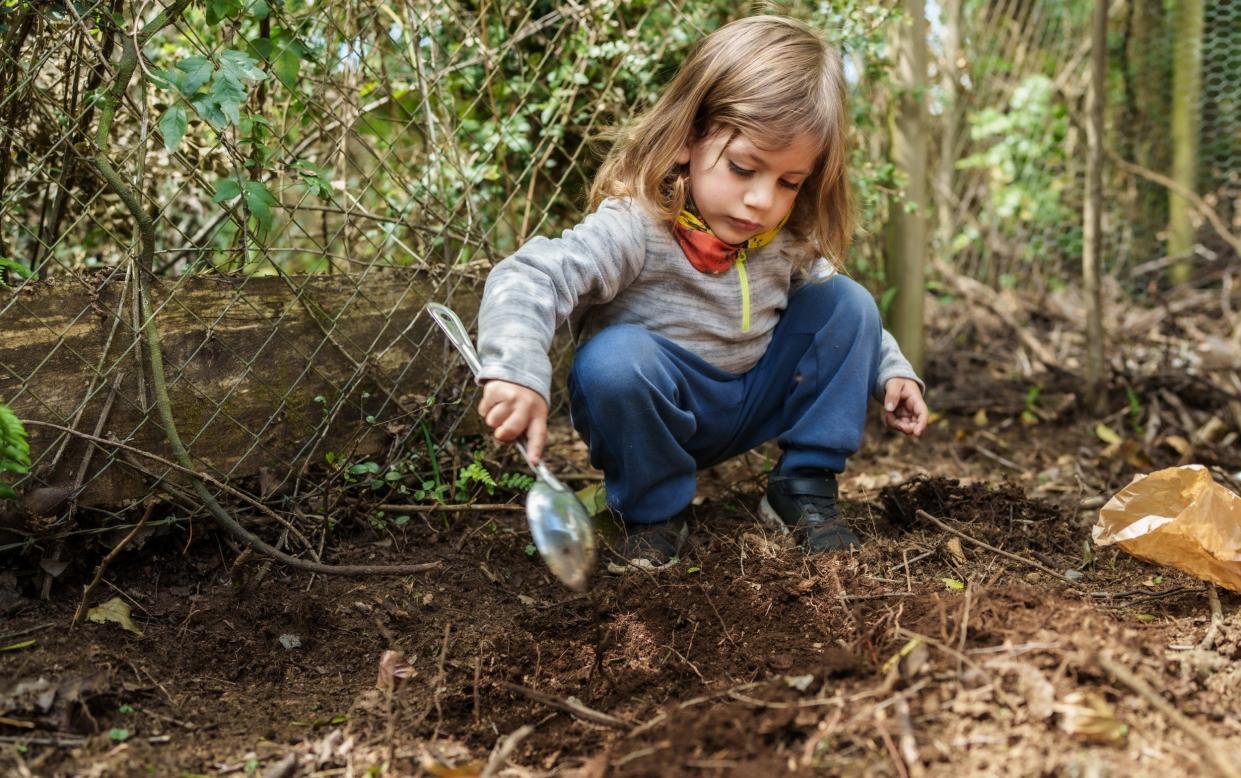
[608,513,688,572]
[760,473,860,552]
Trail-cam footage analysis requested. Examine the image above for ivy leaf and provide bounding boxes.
[243,181,277,235]
[175,56,214,95]
[246,0,269,20]
[158,104,188,153]
[212,176,243,203]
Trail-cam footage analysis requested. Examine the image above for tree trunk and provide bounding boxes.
[885,0,929,374]
[935,0,963,254]
[1084,0,1108,412]
[1168,0,1204,282]
[1121,0,1171,267]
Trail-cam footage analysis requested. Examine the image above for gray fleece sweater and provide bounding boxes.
[478,197,922,404]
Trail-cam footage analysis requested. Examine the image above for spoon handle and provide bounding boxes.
[425,303,549,481]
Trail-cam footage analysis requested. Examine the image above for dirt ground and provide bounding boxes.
[4,292,1241,777]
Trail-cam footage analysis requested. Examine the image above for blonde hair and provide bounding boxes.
[589,15,853,269]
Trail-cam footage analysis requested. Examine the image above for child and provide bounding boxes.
[474,15,927,567]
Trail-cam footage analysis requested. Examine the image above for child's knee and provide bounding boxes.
[829,277,881,335]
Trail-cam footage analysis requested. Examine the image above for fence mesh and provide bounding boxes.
[0,0,1236,549]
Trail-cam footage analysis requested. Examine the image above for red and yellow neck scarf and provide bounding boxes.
[672,209,787,275]
[671,208,788,333]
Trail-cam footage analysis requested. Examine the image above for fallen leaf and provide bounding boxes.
[1095,422,1121,445]
[377,650,417,691]
[972,409,988,427]
[86,597,143,636]
[943,577,965,591]
[945,537,967,565]
[1055,691,1127,744]
[575,482,608,518]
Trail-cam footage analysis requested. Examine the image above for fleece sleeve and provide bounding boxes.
[476,198,648,405]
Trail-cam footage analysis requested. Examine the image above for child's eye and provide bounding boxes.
[779,179,802,191]
[727,161,754,177]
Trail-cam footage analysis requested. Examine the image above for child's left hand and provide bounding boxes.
[882,378,928,438]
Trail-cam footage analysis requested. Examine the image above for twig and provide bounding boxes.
[1110,154,1241,257]
[915,510,1081,586]
[480,724,534,778]
[1198,584,1224,651]
[893,693,924,778]
[1095,654,1241,778]
[72,501,155,627]
[0,623,54,643]
[500,682,630,729]
[380,502,525,513]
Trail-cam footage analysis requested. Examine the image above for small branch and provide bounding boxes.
[1110,154,1241,258]
[480,724,534,778]
[379,502,526,513]
[915,510,1082,586]
[72,501,155,627]
[1096,654,1241,778]
[1198,584,1224,651]
[500,682,630,730]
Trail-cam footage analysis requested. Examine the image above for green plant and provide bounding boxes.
[1020,385,1042,425]
[1125,387,1144,433]
[498,471,535,493]
[0,403,30,500]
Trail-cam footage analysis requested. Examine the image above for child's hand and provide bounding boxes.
[882,378,928,438]
[478,380,549,464]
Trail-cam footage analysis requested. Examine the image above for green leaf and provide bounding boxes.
[108,728,131,742]
[247,0,269,19]
[145,67,178,92]
[206,0,242,25]
[0,256,34,280]
[212,177,242,203]
[87,597,144,636]
[243,181,277,235]
[175,56,214,95]
[191,93,228,128]
[209,73,246,126]
[219,50,267,83]
[273,48,301,89]
[159,105,188,153]
[0,485,15,501]
[942,578,965,591]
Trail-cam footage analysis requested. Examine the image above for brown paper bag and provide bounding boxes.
[1092,465,1241,592]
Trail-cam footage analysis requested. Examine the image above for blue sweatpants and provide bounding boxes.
[568,275,882,523]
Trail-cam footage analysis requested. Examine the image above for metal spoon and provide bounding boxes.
[425,303,596,591]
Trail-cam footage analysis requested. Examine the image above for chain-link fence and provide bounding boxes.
[0,0,1236,549]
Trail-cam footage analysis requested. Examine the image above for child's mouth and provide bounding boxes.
[729,217,762,233]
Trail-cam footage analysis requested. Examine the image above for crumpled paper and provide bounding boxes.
[1092,465,1241,592]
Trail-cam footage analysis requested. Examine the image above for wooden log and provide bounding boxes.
[0,270,483,508]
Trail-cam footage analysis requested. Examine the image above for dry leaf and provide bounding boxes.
[376,650,416,691]
[1095,423,1121,445]
[1055,691,1127,744]
[86,597,143,636]
[945,537,967,565]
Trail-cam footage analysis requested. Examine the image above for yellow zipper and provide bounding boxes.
[737,250,751,332]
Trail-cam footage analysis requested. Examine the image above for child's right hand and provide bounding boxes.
[478,380,548,464]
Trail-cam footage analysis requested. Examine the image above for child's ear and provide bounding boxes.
[675,143,691,166]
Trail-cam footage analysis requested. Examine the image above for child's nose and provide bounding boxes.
[743,181,775,211]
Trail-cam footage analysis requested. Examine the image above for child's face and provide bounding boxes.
[677,129,818,245]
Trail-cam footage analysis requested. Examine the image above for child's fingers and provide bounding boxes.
[492,407,529,444]
[525,413,547,465]
[882,382,903,414]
